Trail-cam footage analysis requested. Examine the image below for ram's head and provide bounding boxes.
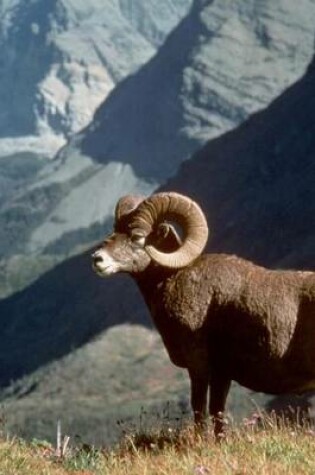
[92,192,209,277]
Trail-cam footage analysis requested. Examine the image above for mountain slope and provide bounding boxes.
[2,324,189,445]
[77,0,315,177]
[1,0,314,274]
[0,0,191,157]
[165,57,315,269]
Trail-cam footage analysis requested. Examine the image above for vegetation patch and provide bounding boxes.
[0,413,314,474]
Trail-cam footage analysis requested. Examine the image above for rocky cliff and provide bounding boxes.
[76,0,315,177]
[0,0,191,157]
[166,56,315,270]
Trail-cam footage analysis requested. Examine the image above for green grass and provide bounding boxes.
[0,414,314,475]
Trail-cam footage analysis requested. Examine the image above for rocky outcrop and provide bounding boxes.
[0,0,191,156]
[166,55,315,270]
[75,0,315,178]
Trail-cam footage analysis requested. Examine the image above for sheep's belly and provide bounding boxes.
[293,379,315,393]
[233,367,315,395]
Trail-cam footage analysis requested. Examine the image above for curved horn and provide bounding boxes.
[115,195,145,222]
[129,192,209,268]
[114,195,145,232]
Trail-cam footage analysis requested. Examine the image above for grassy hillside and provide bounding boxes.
[1,415,314,475]
[2,324,270,446]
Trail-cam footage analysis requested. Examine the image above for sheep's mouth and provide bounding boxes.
[92,262,118,277]
[92,249,120,277]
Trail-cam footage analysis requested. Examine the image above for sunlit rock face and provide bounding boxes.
[72,0,315,179]
[0,0,192,156]
[166,53,315,270]
[0,0,192,261]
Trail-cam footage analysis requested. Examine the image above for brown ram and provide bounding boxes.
[92,192,315,438]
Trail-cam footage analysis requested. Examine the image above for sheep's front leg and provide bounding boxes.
[188,369,209,428]
[209,373,231,440]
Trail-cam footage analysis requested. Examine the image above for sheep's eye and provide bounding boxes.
[131,234,145,248]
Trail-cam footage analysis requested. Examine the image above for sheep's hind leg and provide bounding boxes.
[209,373,231,441]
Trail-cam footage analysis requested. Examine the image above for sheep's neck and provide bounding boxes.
[132,265,175,310]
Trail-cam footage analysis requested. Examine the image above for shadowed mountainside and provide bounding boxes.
[165,59,315,270]
[0,251,149,386]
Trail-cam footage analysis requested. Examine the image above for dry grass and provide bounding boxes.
[103,414,315,475]
[1,413,314,474]
[0,437,70,475]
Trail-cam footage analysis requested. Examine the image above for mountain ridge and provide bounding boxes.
[1,0,314,274]
[0,0,191,156]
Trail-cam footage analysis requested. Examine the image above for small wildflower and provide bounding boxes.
[243,412,261,427]
[194,465,210,474]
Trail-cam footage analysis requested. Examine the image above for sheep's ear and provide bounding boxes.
[153,223,182,252]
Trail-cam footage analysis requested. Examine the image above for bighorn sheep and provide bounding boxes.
[92,192,315,438]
